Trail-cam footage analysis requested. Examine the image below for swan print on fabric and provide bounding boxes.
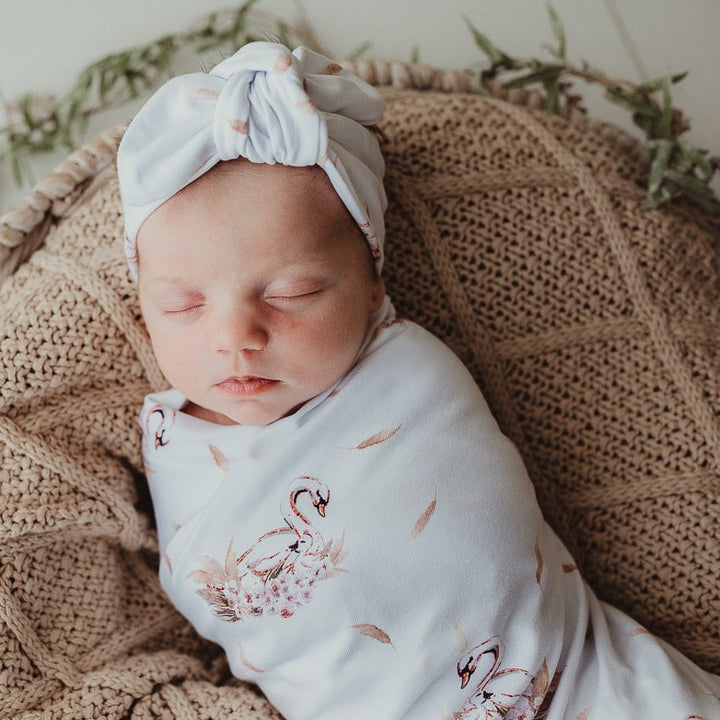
[189,476,345,621]
[145,403,176,449]
[453,637,552,720]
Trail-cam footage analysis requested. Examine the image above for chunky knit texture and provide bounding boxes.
[0,88,718,719]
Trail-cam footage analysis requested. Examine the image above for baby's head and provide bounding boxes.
[117,42,388,426]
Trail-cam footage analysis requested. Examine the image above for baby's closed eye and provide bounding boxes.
[263,279,327,306]
[161,304,205,317]
[158,292,206,316]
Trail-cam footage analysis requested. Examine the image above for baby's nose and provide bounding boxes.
[212,309,268,353]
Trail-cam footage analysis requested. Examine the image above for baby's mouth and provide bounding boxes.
[215,376,280,397]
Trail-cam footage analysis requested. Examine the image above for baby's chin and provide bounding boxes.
[183,401,239,425]
[183,399,303,426]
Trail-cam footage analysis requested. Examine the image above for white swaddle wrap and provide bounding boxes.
[117,42,387,278]
[121,39,719,720]
[141,313,720,720]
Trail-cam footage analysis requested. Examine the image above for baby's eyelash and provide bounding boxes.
[264,287,323,304]
[161,304,204,316]
[267,289,320,300]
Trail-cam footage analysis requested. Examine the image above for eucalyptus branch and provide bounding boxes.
[2,2,718,228]
[0,1,324,186]
[465,8,720,220]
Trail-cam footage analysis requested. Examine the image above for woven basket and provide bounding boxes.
[1,60,718,719]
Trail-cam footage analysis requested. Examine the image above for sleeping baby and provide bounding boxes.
[117,41,720,720]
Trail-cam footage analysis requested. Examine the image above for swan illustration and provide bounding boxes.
[453,638,549,720]
[240,476,330,579]
[145,404,175,449]
[189,475,345,622]
[457,637,504,700]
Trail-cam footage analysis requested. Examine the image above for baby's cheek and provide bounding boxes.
[150,328,195,382]
[282,318,346,370]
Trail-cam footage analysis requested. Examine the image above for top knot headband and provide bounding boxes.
[117,41,387,278]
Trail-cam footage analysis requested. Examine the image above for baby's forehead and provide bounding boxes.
[190,160,362,237]
[137,159,374,277]
[143,159,344,227]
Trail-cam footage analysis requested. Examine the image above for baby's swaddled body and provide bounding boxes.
[142,312,720,720]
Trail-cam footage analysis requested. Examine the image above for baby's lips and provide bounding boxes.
[215,376,280,396]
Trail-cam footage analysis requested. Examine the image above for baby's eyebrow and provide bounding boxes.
[147,275,193,287]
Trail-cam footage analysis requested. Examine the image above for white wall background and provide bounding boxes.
[1,0,718,213]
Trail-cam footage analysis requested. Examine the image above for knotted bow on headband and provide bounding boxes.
[117,41,387,278]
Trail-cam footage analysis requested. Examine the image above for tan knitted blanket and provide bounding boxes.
[1,86,719,719]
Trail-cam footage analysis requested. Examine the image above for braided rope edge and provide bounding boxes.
[0,58,646,284]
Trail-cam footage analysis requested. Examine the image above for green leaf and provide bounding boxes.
[11,150,24,186]
[464,17,512,67]
[664,169,715,198]
[545,78,561,113]
[658,75,673,138]
[647,139,673,195]
[347,40,372,61]
[547,4,566,60]
[20,94,37,130]
[677,139,713,181]
[642,185,673,209]
[229,11,248,50]
[503,64,564,89]
[640,71,687,93]
[237,0,259,15]
[605,86,656,117]
[99,68,113,100]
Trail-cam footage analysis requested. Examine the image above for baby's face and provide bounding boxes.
[136,160,385,426]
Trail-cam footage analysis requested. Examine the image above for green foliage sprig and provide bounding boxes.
[0,1,325,186]
[2,3,718,225]
[464,7,720,219]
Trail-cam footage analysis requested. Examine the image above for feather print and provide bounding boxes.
[208,444,229,471]
[324,62,343,75]
[274,53,292,72]
[189,87,219,100]
[294,99,317,114]
[409,495,437,540]
[629,627,650,637]
[326,533,347,568]
[353,425,402,449]
[562,563,578,573]
[224,539,236,577]
[575,709,591,720]
[535,538,544,588]
[455,623,470,653]
[228,118,250,134]
[352,624,395,650]
[239,646,264,674]
[527,658,550,707]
